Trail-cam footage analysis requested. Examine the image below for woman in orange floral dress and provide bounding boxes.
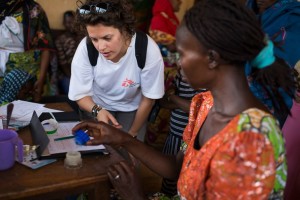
[72,0,298,199]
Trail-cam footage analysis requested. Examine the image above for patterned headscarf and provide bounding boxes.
[0,69,34,104]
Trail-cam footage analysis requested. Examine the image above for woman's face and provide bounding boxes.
[63,15,75,32]
[176,24,213,89]
[86,24,129,63]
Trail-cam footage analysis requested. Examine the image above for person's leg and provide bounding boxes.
[113,111,146,142]
[160,133,182,196]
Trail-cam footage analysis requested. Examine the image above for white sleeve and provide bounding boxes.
[140,36,165,99]
[68,37,95,101]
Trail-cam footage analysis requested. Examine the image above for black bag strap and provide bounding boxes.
[135,30,148,70]
[86,30,148,69]
[86,37,98,67]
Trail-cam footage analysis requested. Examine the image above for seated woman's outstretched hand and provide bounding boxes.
[108,161,146,200]
[72,121,127,146]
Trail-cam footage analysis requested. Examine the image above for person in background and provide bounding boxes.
[246,0,300,68]
[55,10,83,95]
[158,67,205,196]
[245,0,300,126]
[0,0,55,102]
[130,0,155,33]
[146,0,182,149]
[68,0,164,141]
[72,0,298,199]
[149,0,181,53]
[0,69,35,105]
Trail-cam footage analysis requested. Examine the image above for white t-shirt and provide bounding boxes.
[68,33,164,112]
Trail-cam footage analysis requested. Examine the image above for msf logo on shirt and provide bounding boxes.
[122,78,139,88]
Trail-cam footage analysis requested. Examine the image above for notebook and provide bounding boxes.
[29,111,108,159]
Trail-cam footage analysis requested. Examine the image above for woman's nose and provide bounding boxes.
[95,41,106,52]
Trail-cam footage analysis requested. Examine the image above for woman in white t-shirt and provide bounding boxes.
[68,0,164,140]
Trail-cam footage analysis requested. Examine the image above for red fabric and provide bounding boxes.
[150,0,179,37]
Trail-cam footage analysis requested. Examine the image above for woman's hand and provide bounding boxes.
[108,161,146,200]
[72,121,128,146]
[97,109,122,129]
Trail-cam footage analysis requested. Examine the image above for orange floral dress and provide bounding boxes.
[177,91,286,200]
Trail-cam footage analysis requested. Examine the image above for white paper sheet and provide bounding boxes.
[0,100,63,129]
[46,122,105,154]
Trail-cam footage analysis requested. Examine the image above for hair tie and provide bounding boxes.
[250,40,275,69]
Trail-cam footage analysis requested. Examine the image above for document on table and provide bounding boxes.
[46,122,105,155]
[0,100,62,129]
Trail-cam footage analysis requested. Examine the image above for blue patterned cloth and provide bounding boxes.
[0,69,34,105]
[246,0,300,68]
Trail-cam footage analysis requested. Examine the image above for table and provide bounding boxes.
[0,102,124,200]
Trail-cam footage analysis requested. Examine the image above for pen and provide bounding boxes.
[54,135,75,141]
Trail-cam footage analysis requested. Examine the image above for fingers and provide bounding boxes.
[72,120,100,132]
[107,113,120,127]
[108,161,134,183]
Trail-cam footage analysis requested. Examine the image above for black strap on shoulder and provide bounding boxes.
[135,30,148,70]
[86,30,148,69]
[86,37,99,67]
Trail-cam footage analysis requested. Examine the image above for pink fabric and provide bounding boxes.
[282,100,300,200]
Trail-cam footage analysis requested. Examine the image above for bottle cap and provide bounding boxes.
[64,151,82,169]
[75,130,90,145]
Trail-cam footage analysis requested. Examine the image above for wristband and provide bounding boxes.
[91,104,102,118]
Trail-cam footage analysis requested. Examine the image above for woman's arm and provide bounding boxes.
[128,95,155,137]
[33,50,50,102]
[72,121,183,179]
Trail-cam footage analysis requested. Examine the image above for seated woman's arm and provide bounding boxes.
[72,120,183,180]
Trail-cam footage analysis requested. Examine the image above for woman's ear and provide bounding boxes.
[207,50,220,69]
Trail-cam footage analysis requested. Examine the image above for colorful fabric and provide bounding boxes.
[6,50,41,77]
[0,0,56,96]
[245,0,300,126]
[149,0,179,45]
[21,1,55,51]
[0,69,34,105]
[55,34,79,68]
[161,74,204,196]
[177,91,286,200]
[246,0,300,68]
[145,67,177,147]
[0,0,24,24]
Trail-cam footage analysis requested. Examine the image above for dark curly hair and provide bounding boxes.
[75,0,136,38]
[184,0,298,121]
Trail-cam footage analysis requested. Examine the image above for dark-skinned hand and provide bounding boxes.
[71,120,129,147]
[108,161,146,200]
